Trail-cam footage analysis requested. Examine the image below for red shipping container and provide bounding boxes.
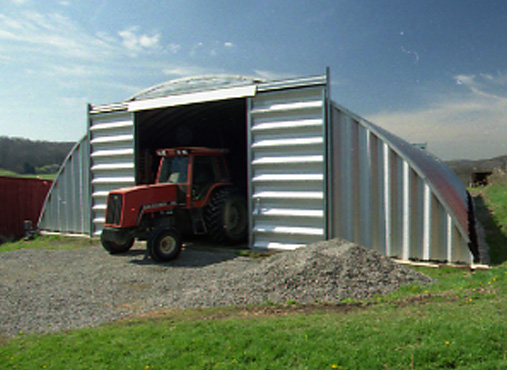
[0,176,52,242]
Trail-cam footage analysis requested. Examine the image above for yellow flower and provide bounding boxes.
[145,366,150,370]
[19,331,23,335]
[445,341,450,345]
[493,277,498,281]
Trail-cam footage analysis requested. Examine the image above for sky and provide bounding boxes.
[0,0,505,160]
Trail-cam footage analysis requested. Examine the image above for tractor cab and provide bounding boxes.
[156,147,231,207]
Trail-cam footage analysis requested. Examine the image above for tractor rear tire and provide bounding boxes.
[205,187,247,245]
[100,232,134,255]
[148,226,182,262]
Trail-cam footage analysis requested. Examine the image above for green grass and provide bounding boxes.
[1,257,506,369]
[0,169,56,180]
[484,177,507,234]
[0,234,97,253]
[472,171,507,264]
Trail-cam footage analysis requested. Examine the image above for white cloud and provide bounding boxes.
[368,73,507,160]
[8,0,29,5]
[0,11,120,60]
[190,42,203,57]
[0,11,165,62]
[188,41,237,58]
[118,26,160,54]
[167,43,181,54]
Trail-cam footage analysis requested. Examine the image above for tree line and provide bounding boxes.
[0,136,75,174]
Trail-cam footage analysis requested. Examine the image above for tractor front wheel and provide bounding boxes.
[100,230,134,255]
[148,226,182,262]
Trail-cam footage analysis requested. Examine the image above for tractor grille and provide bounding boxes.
[105,194,123,225]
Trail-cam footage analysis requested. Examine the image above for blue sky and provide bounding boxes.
[0,0,505,160]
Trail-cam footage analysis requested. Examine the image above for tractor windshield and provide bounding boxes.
[158,157,189,183]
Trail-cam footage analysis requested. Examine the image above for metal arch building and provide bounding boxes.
[38,72,480,264]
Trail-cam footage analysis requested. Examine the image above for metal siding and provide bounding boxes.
[383,143,392,256]
[375,138,386,255]
[340,114,354,241]
[248,85,327,250]
[329,103,472,264]
[422,184,432,260]
[391,153,404,259]
[411,175,426,259]
[402,160,411,260]
[358,125,372,249]
[329,106,342,240]
[89,110,135,236]
[38,135,90,234]
[435,201,449,260]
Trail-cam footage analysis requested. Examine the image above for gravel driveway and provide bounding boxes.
[0,243,258,337]
[0,239,432,337]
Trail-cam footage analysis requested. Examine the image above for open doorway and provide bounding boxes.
[133,98,248,193]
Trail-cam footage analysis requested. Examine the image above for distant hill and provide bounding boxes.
[0,136,75,175]
[446,155,507,186]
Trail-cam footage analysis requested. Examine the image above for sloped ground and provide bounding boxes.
[0,238,432,337]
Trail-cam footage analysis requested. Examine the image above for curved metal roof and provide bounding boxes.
[334,102,469,238]
[129,75,264,102]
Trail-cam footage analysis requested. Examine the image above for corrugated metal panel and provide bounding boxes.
[89,109,135,236]
[329,102,472,263]
[38,134,90,234]
[248,83,328,250]
[0,177,52,239]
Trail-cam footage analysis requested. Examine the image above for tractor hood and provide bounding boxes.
[107,183,180,228]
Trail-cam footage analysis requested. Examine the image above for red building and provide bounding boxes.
[0,176,52,242]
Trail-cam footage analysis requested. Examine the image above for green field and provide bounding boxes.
[1,173,506,369]
[0,169,55,181]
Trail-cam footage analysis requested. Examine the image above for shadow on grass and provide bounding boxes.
[473,194,507,265]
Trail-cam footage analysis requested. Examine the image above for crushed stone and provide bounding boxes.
[0,238,433,337]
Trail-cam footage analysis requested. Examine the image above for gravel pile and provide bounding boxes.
[0,238,432,337]
[182,238,433,306]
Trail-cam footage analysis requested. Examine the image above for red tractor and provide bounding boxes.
[100,147,248,262]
